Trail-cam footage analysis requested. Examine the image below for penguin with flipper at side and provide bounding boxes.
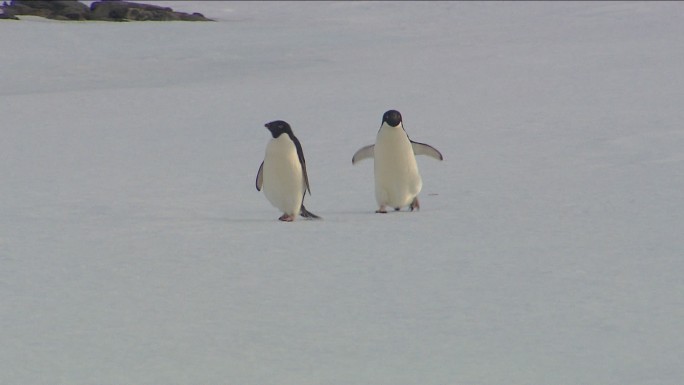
[256,120,320,221]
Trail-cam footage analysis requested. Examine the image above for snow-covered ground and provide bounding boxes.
[2,2,683,384]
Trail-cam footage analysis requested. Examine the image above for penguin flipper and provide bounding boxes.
[411,141,443,161]
[301,162,312,195]
[352,145,375,164]
[289,135,312,195]
[256,161,264,191]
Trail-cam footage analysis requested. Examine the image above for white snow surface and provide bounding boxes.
[2,2,684,384]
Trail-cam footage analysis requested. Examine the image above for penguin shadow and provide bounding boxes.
[220,211,323,223]
[314,207,430,220]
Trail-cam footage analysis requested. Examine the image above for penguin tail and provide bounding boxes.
[300,205,321,219]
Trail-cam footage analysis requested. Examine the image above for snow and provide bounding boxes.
[2,2,683,384]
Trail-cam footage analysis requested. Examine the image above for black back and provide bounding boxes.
[264,120,311,194]
[265,120,306,167]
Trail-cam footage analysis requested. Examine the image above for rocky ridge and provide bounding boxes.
[0,0,212,21]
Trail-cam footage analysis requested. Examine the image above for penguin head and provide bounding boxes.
[382,110,402,127]
[265,120,292,138]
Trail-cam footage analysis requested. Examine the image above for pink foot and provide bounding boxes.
[278,214,295,222]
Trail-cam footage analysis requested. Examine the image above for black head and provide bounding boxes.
[265,120,292,138]
[382,110,402,127]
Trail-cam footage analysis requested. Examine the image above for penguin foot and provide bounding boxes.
[375,205,388,214]
[394,207,401,211]
[300,205,321,219]
[279,214,295,222]
[410,197,420,211]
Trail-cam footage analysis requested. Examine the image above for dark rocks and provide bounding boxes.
[90,1,212,22]
[4,0,90,20]
[1,0,213,21]
[0,12,19,20]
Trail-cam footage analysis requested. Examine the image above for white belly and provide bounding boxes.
[374,127,422,208]
[262,136,305,215]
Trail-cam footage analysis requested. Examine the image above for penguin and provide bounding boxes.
[256,120,320,222]
[352,110,443,213]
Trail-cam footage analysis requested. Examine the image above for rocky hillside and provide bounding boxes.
[0,0,212,21]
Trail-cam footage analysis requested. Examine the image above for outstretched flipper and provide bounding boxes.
[256,161,264,191]
[411,141,443,161]
[352,144,375,164]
